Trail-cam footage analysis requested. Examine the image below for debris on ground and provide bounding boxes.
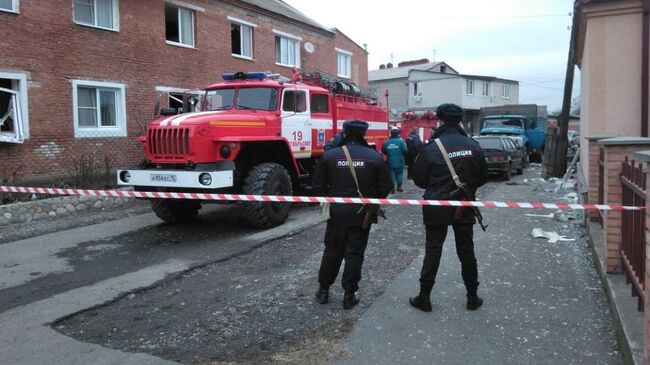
[531,228,575,243]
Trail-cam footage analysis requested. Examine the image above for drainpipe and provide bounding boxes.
[642,0,649,137]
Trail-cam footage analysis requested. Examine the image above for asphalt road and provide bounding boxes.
[0,166,621,365]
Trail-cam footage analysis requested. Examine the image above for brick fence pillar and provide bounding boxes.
[586,136,612,220]
[599,138,650,273]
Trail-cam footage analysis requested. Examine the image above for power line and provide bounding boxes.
[440,13,571,19]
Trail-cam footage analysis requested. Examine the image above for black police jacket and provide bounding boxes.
[412,124,488,225]
[313,140,393,226]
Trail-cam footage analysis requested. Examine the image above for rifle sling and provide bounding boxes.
[433,138,463,188]
[342,145,364,198]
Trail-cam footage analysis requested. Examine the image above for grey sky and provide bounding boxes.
[284,0,579,112]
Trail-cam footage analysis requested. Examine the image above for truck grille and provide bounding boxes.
[148,128,190,159]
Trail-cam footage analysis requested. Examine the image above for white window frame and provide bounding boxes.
[0,0,19,13]
[72,0,120,32]
[482,81,490,97]
[72,80,127,138]
[165,3,195,48]
[228,16,256,60]
[465,79,474,96]
[273,29,301,68]
[412,81,421,98]
[502,83,511,99]
[0,71,29,142]
[336,48,352,79]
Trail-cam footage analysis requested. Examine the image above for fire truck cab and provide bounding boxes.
[118,70,388,227]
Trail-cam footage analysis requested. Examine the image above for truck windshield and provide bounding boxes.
[204,88,235,110]
[236,87,279,111]
[483,118,524,129]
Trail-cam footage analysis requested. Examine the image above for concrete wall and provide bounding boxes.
[578,1,644,178]
[460,79,520,110]
[409,71,462,110]
[369,78,408,120]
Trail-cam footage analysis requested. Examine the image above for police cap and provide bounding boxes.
[342,119,369,137]
[436,103,464,123]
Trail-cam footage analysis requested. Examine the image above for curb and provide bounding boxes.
[585,216,641,365]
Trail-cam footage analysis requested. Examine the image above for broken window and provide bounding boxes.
[231,22,252,58]
[0,76,25,144]
[73,0,118,30]
[165,3,194,47]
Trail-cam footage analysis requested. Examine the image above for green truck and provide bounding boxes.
[478,104,548,162]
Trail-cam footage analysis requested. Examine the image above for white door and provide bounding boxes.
[281,88,312,159]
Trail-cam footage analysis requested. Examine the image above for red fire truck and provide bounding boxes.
[391,111,440,142]
[117,70,389,227]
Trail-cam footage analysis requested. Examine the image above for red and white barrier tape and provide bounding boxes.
[0,185,644,211]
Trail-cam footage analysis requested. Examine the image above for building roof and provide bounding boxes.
[460,73,519,84]
[369,62,456,81]
[237,0,333,35]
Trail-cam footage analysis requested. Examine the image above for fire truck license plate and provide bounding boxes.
[150,174,177,183]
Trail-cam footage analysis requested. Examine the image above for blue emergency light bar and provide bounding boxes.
[222,71,267,81]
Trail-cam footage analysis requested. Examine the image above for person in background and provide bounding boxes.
[382,128,408,193]
[313,120,393,309]
[325,132,344,151]
[409,103,488,312]
[405,127,422,179]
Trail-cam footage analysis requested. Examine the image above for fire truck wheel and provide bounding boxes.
[150,199,201,223]
[243,163,293,228]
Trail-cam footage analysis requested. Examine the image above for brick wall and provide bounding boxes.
[0,0,368,182]
[600,142,650,272]
[587,138,605,220]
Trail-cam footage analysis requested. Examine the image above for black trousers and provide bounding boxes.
[318,222,371,292]
[419,224,479,294]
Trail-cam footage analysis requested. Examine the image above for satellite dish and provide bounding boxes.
[304,42,315,53]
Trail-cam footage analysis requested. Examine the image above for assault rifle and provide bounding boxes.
[450,183,488,232]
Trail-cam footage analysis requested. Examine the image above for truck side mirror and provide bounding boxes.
[160,107,178,116]
[530,120,537,129]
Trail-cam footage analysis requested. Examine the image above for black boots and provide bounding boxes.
[397,184,403,192]
[314,286,329,304]
[466,294,483,310]
[343,291,359,309]
[409,286,432,312]
[409,293,432,312]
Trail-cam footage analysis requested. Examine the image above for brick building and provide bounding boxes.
[0,0,368,183]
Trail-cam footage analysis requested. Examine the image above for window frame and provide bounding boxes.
[0,0,18,13]
[336,48,352,79]
[72,0,120,32]
[501,83,511,99]
[0,71,29,142]
[72,79,127,138]
[413,81,421,98]
[228,16,256,60]
[465,79,474,96]
[273,29,301,68]
[165,2,195,48]
[482,81,490,97]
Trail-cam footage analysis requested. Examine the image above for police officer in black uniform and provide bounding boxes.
[313,120,393,309]
[409,103,488,312]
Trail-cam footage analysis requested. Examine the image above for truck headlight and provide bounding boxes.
[199,173,212,186]
[220,145,231,159]
[119,171,131,183]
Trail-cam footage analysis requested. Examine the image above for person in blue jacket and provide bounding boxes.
[382,128,408,193]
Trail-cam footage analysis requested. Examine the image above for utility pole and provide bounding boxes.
[544,9,578,178]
